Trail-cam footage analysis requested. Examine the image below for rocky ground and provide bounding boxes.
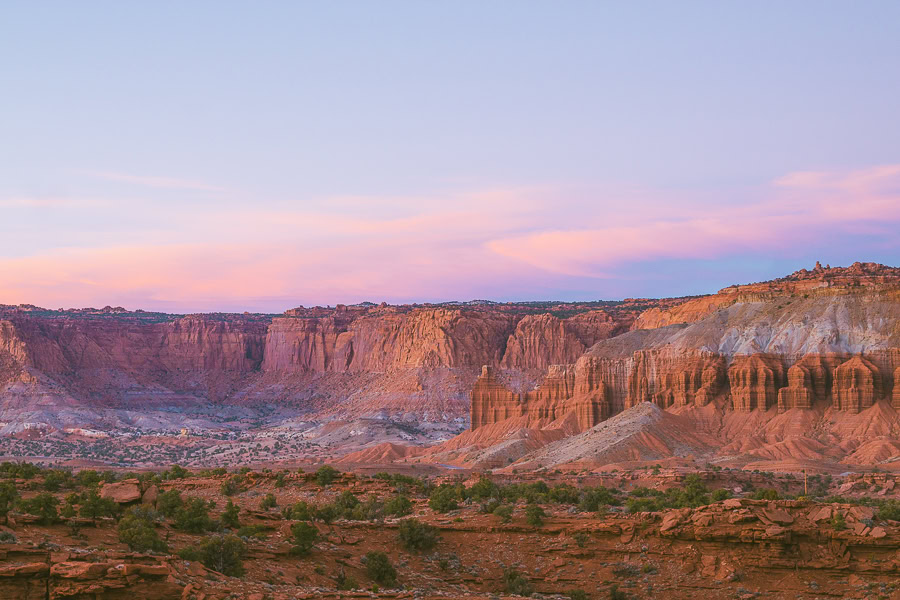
[3,464,900,599]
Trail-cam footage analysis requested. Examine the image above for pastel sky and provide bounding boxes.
[2,2,900,313]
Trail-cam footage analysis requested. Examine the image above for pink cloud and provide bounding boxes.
[2,165,899,311]
[487,164,900,276]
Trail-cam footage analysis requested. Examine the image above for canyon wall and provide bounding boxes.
[0,303,637,427]
[471,264,900,433]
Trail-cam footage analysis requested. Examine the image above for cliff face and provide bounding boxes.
[471,273,900,437]
[499,310,627,370]
[469,364,609,431]
[0,315,268,408]
[0,302,637,428]
[262,308,519,373]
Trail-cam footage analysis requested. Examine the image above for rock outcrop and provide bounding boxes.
[470,364,610,431]
[728,354,785,412]
[833,356,883,413]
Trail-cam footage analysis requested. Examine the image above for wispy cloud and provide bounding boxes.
[2,165,900,311]
[0,196,110,208]
[76,170,228,193]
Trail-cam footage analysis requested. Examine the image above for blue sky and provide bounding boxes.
[2,2,899,312]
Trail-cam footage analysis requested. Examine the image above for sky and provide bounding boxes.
[2,1,900,313]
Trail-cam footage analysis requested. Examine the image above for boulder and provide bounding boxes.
[100,480,142,504]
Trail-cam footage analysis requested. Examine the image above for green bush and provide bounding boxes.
[502,567,533,596]
[384,494,412,517]
[567,590,590,600]
[290,522,319,556]
[78,490,119,522]
[365,551,397,586]
[335,568,358,590]
[221,499,240,529]
[877,499,900,521]
[0,482,20,524]
[118,507,167,553]
[711,488,732,502]
[157,489,184,518]
[42,470,71,492]
[260,493,277,510]
[525,504,546,526]
[398,518,439,552]
[286,500,313,521]
[180,534,247,577]
[314,503,339,524]
[315,466,339,487]
[832,512,847,531]
[493,504,514,523]
[220,476,245,497]
[750,488,779,501]
[76,470,102,489]
[174,497,214,533]
[428,486,459,513]
[469,477,499,500]
[20,492,60,524]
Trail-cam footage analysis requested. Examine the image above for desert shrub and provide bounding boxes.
[162,465,190,480]
[567,590,590,600]
[499,480,550,504]
[260,493,277,510]
[428,486,459,513]
[180,534,246,577]
[76,470,102,489]
[314,503,339,524]
[174,497,214,533]
[579,486,619,512]
[502,567,533,596]
[609,583,629,600]
[0,530,17,543]
[157,489,184,518]
[335,491,360,512]
[60,502,76,518]
[220,476,245,497]
[525,504,546,526]
[711,488,732,502]
[335,568,358,590]
[20,492,60,524]
[286,500,313,521]
[384,494,412,517]
[469,477,499,500]
[290,522,319,555]
[315,465,339,487]
[42,469,71,492]
[274,472,286,488]
[0,482,20,524]
[78,490,119,522]
[549,483,580,504]
[221,499,240,529]
[118,507,167,553]
[573,531,589,548]
[877,499,900,521]
[493,504,514,523]
[750,488,779,501]
[0,462,40,480]
[347,496,384,521]
[398,518,439,552]
[365,551,397,586]
[832,512,847,531]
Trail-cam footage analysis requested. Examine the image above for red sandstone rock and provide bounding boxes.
[729,354,785,412]
[833,356,882,413]
[100,480,142,504]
